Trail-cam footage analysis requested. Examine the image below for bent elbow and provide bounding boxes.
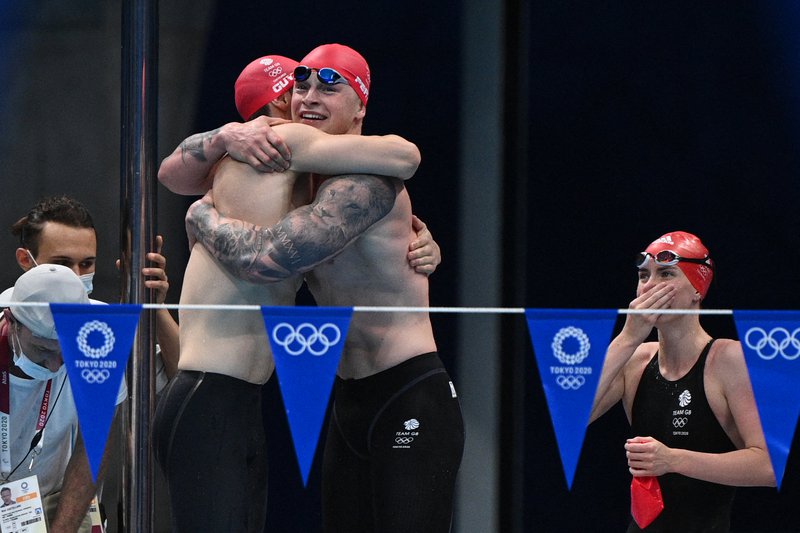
[400,144,422,180]
[763,465,778,488]
[157,162,193,195]
[158,159,212,195]
[751,447,778,487]
[157,162,177,191]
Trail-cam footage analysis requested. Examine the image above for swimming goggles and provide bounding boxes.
[636,250,713,269]
[293,66,349,86]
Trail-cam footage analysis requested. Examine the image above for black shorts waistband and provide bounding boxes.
[334,352,445,402]
[175,369,263,394]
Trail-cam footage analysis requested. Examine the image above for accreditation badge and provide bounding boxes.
[0,475,46,532]
[87,496,104,533]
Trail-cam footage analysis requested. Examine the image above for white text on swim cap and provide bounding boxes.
[354,76,369,98]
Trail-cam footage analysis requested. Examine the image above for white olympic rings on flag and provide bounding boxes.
[555,375,585,390]
[81,369,111,384]
[76,320,115,359]
[744,327,800,361]
[551,326,591,365]
[271,322,342,356]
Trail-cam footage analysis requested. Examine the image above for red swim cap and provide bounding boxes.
[644,231,714,299]
[300,43,370,106]
[234,55,299,120]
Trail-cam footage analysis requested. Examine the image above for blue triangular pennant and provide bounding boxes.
[525,308,617,489]
[261,306,352,485]
[733,310,800,489]
[51,303,141,480]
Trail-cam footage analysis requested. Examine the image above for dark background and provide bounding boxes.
[1,0,799,531]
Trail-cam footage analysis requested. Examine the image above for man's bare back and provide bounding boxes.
[178,157,306,384]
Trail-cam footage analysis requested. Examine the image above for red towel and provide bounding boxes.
[630,476,664,529]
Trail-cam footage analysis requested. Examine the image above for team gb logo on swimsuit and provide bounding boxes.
[394,419,420,449]
[678,390,692,408]
[404,419,420,430]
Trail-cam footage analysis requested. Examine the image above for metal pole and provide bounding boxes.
[500,0,530,531]
[120,0,158,530]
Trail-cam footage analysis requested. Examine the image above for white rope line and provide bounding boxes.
[3,302,739,315]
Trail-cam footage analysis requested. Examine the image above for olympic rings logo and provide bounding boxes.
[556,375,585,390]
[395,437,414,445]
[268,66,283,77]
[551,326,591,365]
[76,321,115,359]
[673,417,688,428]
[744,327,800,361]
[81,369,110,384]
[271,322,342,356]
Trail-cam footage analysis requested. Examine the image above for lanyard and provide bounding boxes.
[0,321,53,478]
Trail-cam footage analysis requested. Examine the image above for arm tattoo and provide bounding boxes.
[179,128,220,165]
[251,175,397,280]
[190,175,398,284]
[187,201,260,277]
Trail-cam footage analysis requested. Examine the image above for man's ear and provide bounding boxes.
[355,100,366,121]
[271,92,292,113]
[15,248,34,271]
[693,291,702,302]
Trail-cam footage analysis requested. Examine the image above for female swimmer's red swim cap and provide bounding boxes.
[644,231,714,299]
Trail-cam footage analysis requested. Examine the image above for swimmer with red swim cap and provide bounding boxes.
[291,43,371,135]
[637,230,714,300]
[234,54,299,120]
[588,230,775,531]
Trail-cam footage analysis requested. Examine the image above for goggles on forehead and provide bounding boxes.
[636,250,713,269]
[293,66,349,86]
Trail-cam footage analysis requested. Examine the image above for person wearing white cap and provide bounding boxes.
[0,264,126,532]
[6,194,178,531]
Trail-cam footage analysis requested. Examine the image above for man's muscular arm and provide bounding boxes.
[280,123,420,180]
[187,175,398,283]
[158,117,291,195]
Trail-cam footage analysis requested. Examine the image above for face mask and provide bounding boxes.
[11,328,64,381]
[13,351,64,381]
[79,272,94,296]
